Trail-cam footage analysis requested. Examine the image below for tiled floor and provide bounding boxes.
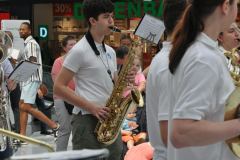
[11,107,65,155]
[6,108,109,159]
[13,131,62,156]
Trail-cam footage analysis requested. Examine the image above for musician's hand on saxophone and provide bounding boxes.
[90,103,111,121]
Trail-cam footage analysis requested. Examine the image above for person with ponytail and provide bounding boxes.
[146,0,188,159]
[167,0,239,160]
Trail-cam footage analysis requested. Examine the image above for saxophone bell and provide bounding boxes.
[108,26,121,33]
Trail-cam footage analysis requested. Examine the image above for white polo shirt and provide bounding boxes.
[146,41,171,160]
[63,36,117,115]
[167,33,237,160]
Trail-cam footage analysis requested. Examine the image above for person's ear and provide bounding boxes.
[29,29,32,35]
[221,0,230,15]
[62,47,67,53]
[218,33,224,43]
[89,17,97,27]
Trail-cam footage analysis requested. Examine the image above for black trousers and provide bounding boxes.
[35,96,51,132]
[9,84,21,133]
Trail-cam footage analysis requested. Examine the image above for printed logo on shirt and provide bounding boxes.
[107,53,112,59]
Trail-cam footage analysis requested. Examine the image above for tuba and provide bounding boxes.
[224,47,240,158]
[0,31,54,159]
[94,26,143,145]
[0,31,14,159]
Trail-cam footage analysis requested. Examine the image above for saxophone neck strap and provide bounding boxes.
[85,31,114,84]
[85,31,106,56]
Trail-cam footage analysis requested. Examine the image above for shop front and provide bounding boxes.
[0,0,163,68]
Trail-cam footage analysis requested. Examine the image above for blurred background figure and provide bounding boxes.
[33,36,54,136]
[123,56,145,98]
[231,22,240,47]
[124,142,154,160]
[120,34,132,48]
[18,22,59,141]
[116,45,129,73]
[4,31,21,134]
[35,91,53,135]
[218,22,240,52]
[51,35,76,151]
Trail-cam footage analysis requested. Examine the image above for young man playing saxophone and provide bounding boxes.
[54,0,136,159]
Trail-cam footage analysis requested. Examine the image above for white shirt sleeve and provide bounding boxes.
[63,47,83,73]
[173,61,219,120]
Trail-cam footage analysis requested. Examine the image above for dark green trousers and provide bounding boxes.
[71,113,123,160]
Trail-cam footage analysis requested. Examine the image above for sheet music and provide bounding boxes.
[8,60,40,82]
[134,14,165,44]
[9,48,20,60]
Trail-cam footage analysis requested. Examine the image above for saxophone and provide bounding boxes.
[94,26,143,145]
[224,47,240,158]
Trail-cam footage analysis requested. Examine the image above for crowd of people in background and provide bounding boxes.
[51,35,76,151]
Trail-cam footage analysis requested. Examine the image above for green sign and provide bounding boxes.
[74,3,84,20]
[38,25,48,40]
[74,1,163,20]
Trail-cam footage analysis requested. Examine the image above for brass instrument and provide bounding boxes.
[0,31,54,159]
[0,80,13,159]
[225,48,240,86]
[0,31,14,159]
[95,26,143,145]
[109,26,121,33]
[0,129,54,152]
[224,47,240,158]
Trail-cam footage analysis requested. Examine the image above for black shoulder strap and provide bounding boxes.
[85,31,106,56]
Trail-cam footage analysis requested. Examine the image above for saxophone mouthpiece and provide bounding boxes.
[109,26,121,33]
